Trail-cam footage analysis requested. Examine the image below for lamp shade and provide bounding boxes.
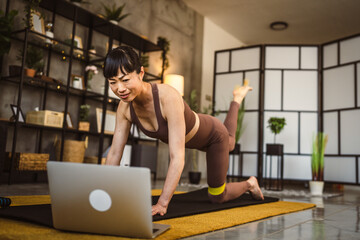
[164,74,184,96]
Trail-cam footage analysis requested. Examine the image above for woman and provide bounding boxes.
[104,46,264,216]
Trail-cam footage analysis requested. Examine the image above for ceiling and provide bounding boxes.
[183,0,360,45]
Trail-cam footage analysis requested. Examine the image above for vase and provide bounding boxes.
[309,180,324,196]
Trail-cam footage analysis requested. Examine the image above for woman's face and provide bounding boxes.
[108,67,144,102]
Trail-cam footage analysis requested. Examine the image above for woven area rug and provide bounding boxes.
[0,190,315,240]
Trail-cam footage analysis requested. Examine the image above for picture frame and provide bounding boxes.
[73,35,83,49]
[30,11,45,35]
[96,108,116,134]
[71,74,85,90]
[10,104,25,122]
[65,112,73,128]
[70,35,83,55]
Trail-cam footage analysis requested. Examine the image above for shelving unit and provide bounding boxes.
[0,0,164,184]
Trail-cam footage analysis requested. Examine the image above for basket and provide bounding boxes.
[5,152,49,171]
[84,156,106,164]
[55,137,88,163]
[26,110,64,128]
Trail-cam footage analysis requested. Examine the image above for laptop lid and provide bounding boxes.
[47,161,169,238]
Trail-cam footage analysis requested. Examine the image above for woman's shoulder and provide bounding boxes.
[157,83,181,99]
[117,100,131,121]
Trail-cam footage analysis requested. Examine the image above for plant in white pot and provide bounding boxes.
[310,132,328,196]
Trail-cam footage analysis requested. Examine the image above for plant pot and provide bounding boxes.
[230,143,241,154]
[78,121,90,131]
[9,65,22,76]
[189,171,201,184]
[266,144,283,156]
[109,20,118,25]
[309,180,324,196]
[25,68,36,77]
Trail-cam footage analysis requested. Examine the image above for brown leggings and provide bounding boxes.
[206,101,251,203]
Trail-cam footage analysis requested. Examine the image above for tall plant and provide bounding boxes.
[267,117,286,143]
[0,10,18,56]
[235,100,246,143]
[311,132,328,181]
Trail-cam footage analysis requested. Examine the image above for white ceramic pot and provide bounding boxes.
[109,20,118,25]
[309,181,324,196]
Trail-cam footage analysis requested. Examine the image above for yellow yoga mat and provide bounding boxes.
[1,192,315,240]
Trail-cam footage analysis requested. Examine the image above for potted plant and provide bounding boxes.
[17,44,44,77]
[101,3,130,25]
[140,54,149,72]
[0,10,18,57]
[310,132,328,196]
[78,104,90,131]
[266,117,286,155]
[0,9,18,76]
[157,36,170,77]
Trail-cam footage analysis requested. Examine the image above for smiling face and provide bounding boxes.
[108,67,144,102]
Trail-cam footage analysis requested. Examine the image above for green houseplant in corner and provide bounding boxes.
[0,9,18,75]
[101,2,130,25]
[310,132,328,196]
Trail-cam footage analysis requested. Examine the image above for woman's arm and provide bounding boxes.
[152,85,186,216]
[106,102,131,166]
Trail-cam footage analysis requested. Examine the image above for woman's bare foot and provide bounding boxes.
[233,80,252,104]
[247,176,264,200]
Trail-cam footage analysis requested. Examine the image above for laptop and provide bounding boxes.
[47,161,170,238]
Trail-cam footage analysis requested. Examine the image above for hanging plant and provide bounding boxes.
[157,36,170,75]
[0,10,18,56]
[22,0,42,29]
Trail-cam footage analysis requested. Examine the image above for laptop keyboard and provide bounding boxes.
[153,228,159,233]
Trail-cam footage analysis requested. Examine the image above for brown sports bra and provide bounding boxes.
[129,83,196,144]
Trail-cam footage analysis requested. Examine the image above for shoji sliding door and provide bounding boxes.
[213,34,360,185]
[214,46,262,177]
[263,46,319,181]
[322,35,360,184]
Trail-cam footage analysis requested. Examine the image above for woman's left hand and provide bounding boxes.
[152,202,168,216]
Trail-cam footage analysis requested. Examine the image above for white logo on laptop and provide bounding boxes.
[89,189,112,212]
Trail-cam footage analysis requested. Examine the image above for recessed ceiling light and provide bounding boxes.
[270,21,288,31]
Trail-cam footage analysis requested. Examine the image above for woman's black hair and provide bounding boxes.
[103,46,141,79]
